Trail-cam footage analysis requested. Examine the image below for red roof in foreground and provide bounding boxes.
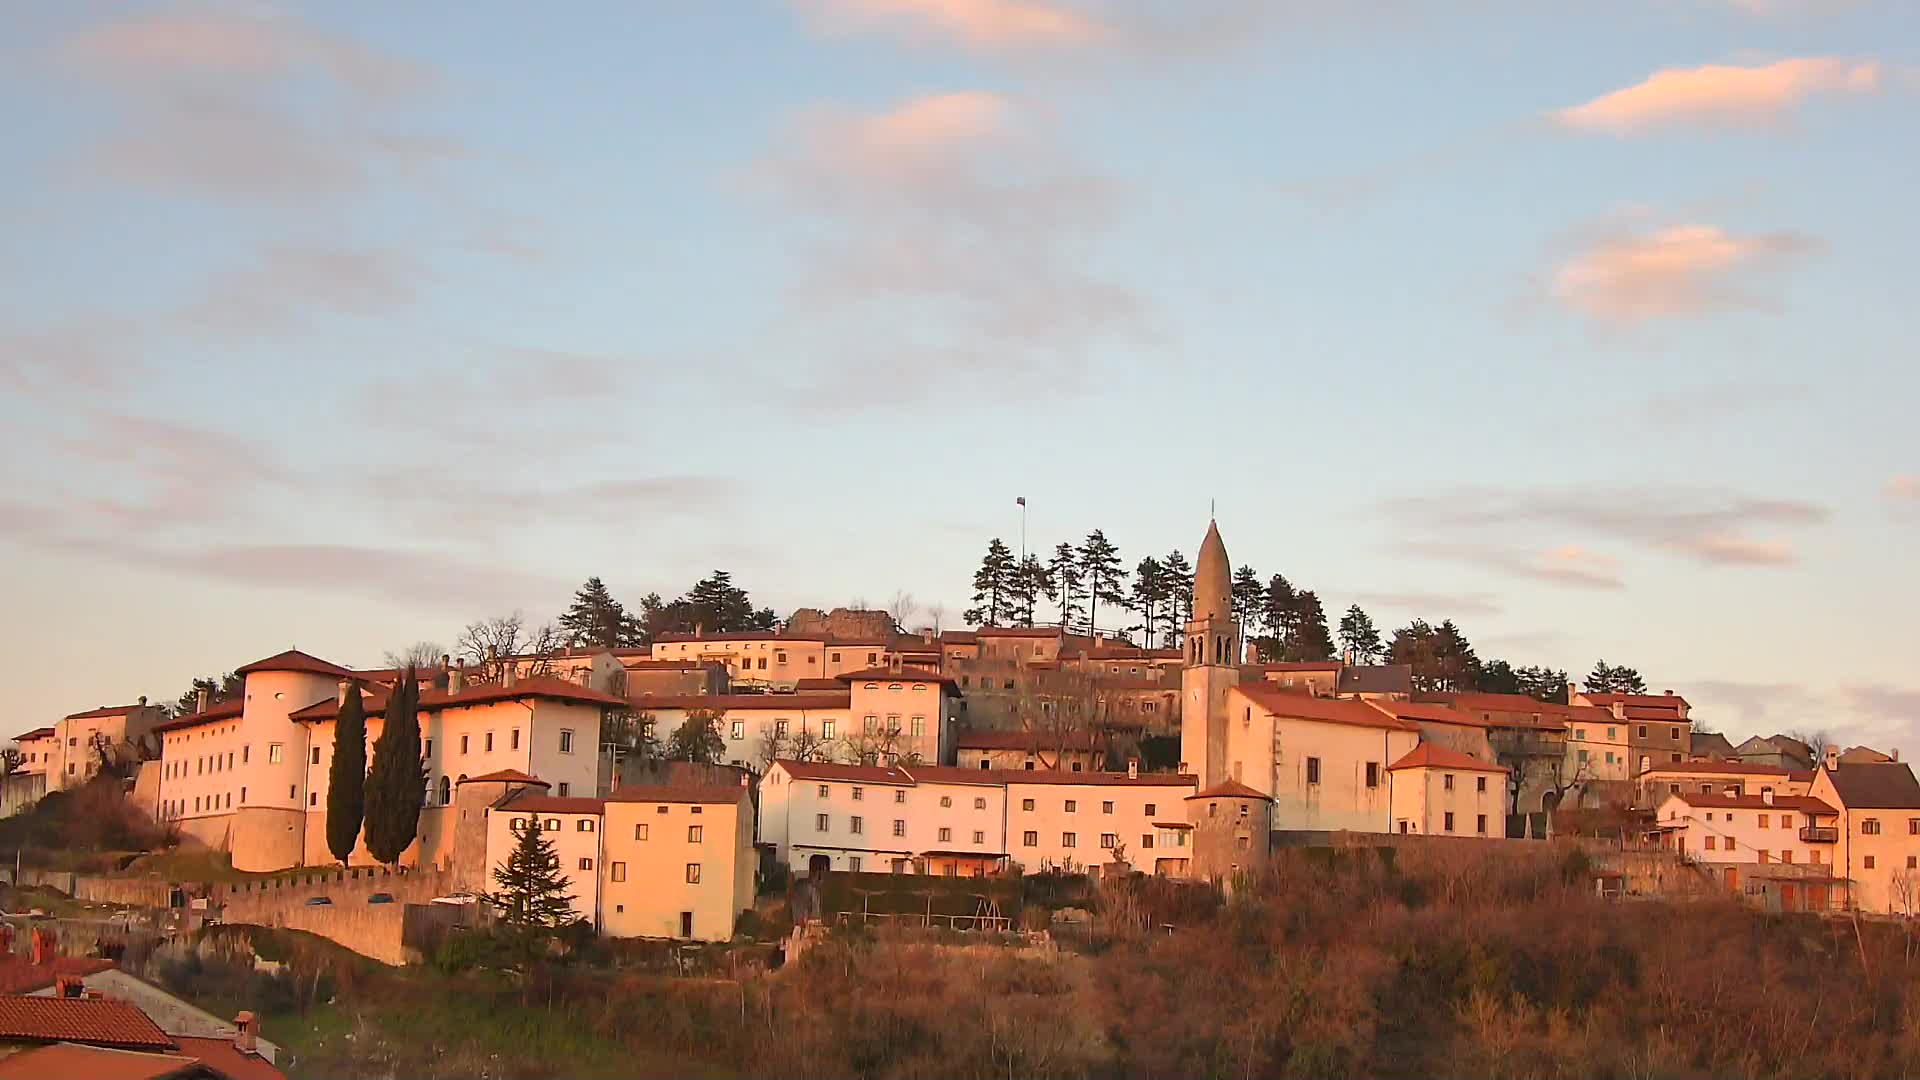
[0,993,174,1050]
[0,1042,198,1080]
[1188,780,1273,801]
[291,677,629,722]
[1661,792,1836,814]
[458,769,549,787]
[0,955,116,995]
[234,649,353,678]
[152,699,245,734]
[1388,744,1509,773]
[172,1035,288,1080]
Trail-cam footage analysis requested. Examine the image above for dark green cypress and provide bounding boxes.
[325,681,368,864]
[363,668,427,864]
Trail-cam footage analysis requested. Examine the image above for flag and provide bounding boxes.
[1016,497,1026,507]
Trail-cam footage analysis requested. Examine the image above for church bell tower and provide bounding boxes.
[1180,519,1240,787]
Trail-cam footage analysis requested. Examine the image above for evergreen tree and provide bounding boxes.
[172,672,243,716]
[557,576,643,649]
[666,709,725,764]
[1516,665,1571,704]
[1433,620,1482,692]
[1129,556,1168,648]
[363,669,427,864]
[1287,590,1335,661]
[1048,542,1084,631]
[964,538,1017,626]
[1230,566,1264,637]
[1477,659,1523,695]
[1262,574,1298,656]
[1390,620,1481,694]
[325,682,369,865]
[1008,555,1048,627]
[1077,531,1126,636]
[1338,605,1384,662]
[486,820,577,931]
[666,571,777,634]
[1586,660,1647,695]
[1161,549,1194,644]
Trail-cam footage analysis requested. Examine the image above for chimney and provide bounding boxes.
[1566,681,1578,703]
[54,973,84,998]
[1127,758,1139,780]
[1895,749,1901,762]
[337,680,350,706]
[0,923,15,956]
[440,653,451,673]
[1763,789,1774,805]
[888,653,903,674]
[1610,701,1625,721]
[1825,745,1840,771]
[30,927,50,967]
[1664,689,1674,697]
[448,667,466,694]
[740,771,750,788]
[196,688,210,714]
[503,666,518,688]
[233,1011,257,1054]
[137,695,147,707]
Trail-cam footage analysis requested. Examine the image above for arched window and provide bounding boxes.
[438,775,452,805]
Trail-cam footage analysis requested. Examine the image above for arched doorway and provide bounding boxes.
[440,775,455,805]
[808,854,831,878]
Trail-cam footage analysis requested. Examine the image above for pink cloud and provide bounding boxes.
[1888,475,1920,502]
[1556,57,1880,134]
[59,7,431,97]
[1551,223,1817,323]
[796,0,1102,49]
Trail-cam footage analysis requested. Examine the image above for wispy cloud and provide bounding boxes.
[1631,381,1811,425]
[1349,590,1505,619]
[1887,475,1920,503]
[180,245,423,335]
[58,6,433,96]
[1382,485,1826,580]
[1555,57,1881,134]
[796,0,1103,49]
[746,90,1143,405]
[1550,222,1818,324]
[0,318,136,402]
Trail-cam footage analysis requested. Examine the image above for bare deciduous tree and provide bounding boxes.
[925,603,946,633]
[888,590,918,632]
[457,613,565,682]
[383,641,446,670]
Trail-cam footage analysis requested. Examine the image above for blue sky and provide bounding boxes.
[2,1,1915,747]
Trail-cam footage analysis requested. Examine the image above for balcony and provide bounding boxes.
[1799,826,1838,843]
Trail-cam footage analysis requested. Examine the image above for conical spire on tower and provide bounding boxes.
[1193,519,1231,624]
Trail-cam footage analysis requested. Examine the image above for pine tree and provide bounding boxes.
[667,710,725,764]
[671,571,777,634]
[1586,660,1647,695]
[363,669,427,864]
[1262,574,1298,658]
[325,682,369,865]
[1008,555,1048,627]
[1230,566,1264,637]
[1337,605,1383,662]
[1288,590,1335,661]
[1129,556,1168,648]
[1048,542,1084,631]
[964,539,1017,626]
[1077,530,1126,636]
[486,820,577,931]
[1517,665,1571,703]
[1161,549,1193,644]
[558,576,643,649]
[1433,621,1482,693]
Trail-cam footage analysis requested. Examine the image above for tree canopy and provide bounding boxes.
[1585,660,1648,695]
[325,682,369,865]
[666,709,726,764]
[558,576,644,649]
[486,821,577,932]
[363,670,426,864]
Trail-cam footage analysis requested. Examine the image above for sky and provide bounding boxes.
[1,1,1915,749]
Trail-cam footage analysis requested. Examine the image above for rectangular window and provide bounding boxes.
[940,796,952,808]
[816,814,830,831]
[864,716,877,735]
[850,816,863,834]
[559,730,575,753]
[730,721,744,740]
[938,827,952,842]
[424,738,433,757]
[485,732,494,752]
[611,862,626,882]
[242,745,249,764]
[1365,763,1379,788]
[823,720,835,740]
[892,819,906,837]
[635,824,649,840]
[1065,799,1077,813]
[1782,850,1794,864]
[686,863,702,883]
[973,830,985,844]
[1705,836,1716,850]
[1145,803,1156,816]
[1759,815,1770,829]
[558,783,569,796]
[1306,757,1321,785]
[1864,819,1883,835]
[512,729,520,750]
[974,797,986,810]
[1443,774,1455,791]
[775,720,789,738]
[894,790,905,804]
[849,857,861,872]
[1023,831,1038,847]
[852,787,864,801]
[311,747,320,765]
[1062,832,1077,848]
[579,857,593,871]
[1022,798,1035,811]
[461,735,470,754]
[1443,812,1455,833]
[1910,819,1919,835]
[577,819,594,832]
[1865,855,1877,870]
[268,743,283,764]
[1725,836,1736,851]
[1476,814,1487,835]
[688,825,703,842]
[1476,776,1487,793]
[1141,834,1154,849]
[309,793,318,806]
[1102,801,1115,814]
[1100,833,1118,849]
[911,716,925,737]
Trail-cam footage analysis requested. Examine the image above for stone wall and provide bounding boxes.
[783,607,898,641]
[217,865,451,923]
[254,900,412,966]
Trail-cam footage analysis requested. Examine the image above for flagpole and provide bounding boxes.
[1016,497,1026,564]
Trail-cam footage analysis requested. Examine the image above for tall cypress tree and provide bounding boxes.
[325,682,368,865]
[363,668,427,865]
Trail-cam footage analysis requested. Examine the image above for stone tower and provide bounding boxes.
[1180,520,1240,787]
[1186,780,1273,885]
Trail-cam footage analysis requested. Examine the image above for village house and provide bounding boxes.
[759,759,1013,877]
[951,727,1106,773]
[1365,700,1496,763]
[27,699,166,795]
[1653,789,1844,909]
[1574,690,1693,776]
[1221,683,1420,832]
[1735,734,1815,771]
[1005,768,1200,875]
[648,631,893,691]
[1,728,55,815]
[1635,760,1813,807]
[1387,743,1509,838]
[1807,753,1920,915]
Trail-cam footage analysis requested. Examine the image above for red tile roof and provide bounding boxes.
[171,1035,288,1080]
[1584,692,1690,709]
[1367,701,1484,727]
[501,794,608,815]
[1003,770,1197,788]
[1188,780,1273,801]
[792,677,842,691]
[938,631,979,645]
[234,649,352,678]
[653,631,825,644]
[0,1043,201,1080]
[152,699,246,734]
[0,956,116,995]
[62,704,153,720]
[622,659,727,671]
[0,993,174,1050]
[973,627,1064,639]
[458,769,548,787]
[1661,792,1835,814]
[10,728,55,743]
[774,759,916,785]
[291,677,629,722]
[604,784,749,805]
[1641,760,1803,777]
[1255,661,1343,674]
[1235,684,1420,732]
[622,693,851,712]
[835,666,960,692]
[1620,706,1686,721]
[1388,743,1508,773]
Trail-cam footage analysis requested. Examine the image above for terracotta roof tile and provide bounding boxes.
[1584,692,1690,709]
[0,956,116,995]
[0,1042,201,1080]
[623,693,850,712]
[1661,792,1836,814]
[1255,661,1343,673]
[0,993,174,1050]
[1235,684,1420,732]
[457,769,548,787]
[500,794,607,815]
[152,700,246,734]
[10,728,55,743]
[1188,780,1273,801]
[1823,762,1920,809]
[233,649,352,678]
[62,704,153,720]
[291,677,628,722]
[1641,760,1802,777]
[1388,743,1508,773]
[171,1035,288,1080]
[1002,770,1196,788]
[1367,701,1484,727]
